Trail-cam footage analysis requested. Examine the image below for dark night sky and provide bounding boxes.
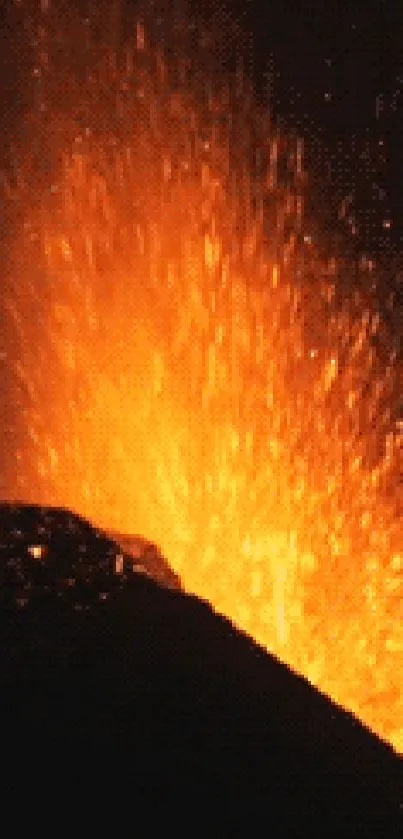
[186,0,403,266]
[218,0,403,259]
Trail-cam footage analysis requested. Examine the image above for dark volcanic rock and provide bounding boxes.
[0,500,181,611]
[0,502,401,830]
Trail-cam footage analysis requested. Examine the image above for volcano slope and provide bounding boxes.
[0,502,401,831]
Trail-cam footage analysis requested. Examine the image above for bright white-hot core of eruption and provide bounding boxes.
[2,2,402,752]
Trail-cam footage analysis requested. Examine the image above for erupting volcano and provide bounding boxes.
[1,0,402,752]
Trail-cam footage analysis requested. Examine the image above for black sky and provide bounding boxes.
[189,0,403,259]
[238,0,403,256]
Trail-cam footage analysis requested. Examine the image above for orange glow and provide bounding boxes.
[27,545,46,559]
[3,2,402,752]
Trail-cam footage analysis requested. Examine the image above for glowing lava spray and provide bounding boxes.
[1,0,402,751]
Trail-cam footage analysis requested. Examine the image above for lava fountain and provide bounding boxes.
[1,1,402,751]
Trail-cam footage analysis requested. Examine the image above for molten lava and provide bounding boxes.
[2,1,402,751]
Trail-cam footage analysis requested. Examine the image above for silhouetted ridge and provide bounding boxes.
[0,502,401,831]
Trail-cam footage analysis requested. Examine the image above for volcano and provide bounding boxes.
[0,501,401,830]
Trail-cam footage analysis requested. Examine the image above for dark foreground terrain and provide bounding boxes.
[0,502,401,832]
